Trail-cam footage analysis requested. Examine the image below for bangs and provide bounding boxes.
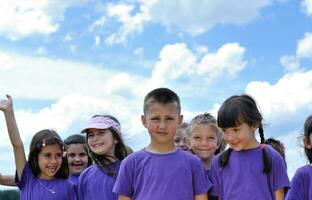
[217,102,242,129]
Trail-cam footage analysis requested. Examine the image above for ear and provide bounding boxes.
[178,115,183,125]
[304,137,312,149]
[113,138,118,144]
[141,115,148,128]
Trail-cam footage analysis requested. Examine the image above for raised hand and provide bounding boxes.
[0,95,13,112]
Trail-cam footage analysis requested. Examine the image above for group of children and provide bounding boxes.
[0,88,311,199]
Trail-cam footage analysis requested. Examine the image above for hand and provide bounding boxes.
[0,95,13,112]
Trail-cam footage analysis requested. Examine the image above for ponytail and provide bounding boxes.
[259,123,271,174]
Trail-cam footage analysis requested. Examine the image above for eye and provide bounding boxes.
[44,153,51,158]
[56,153,63,158]
[79,153,87,157]
[151,117,159,121]
[68,153,75,158]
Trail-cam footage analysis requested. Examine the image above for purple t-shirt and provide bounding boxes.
[210,145,290,200]
[113,148,209,200]
[286,165,312,200]
[68,174,79,186]
[77,162,120,200]
[16,162,75,200]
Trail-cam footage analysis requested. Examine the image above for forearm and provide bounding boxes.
[3,110,23,148]
[0,174,16,186]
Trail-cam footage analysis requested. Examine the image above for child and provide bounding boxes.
[188,113,222,170]
[210,94,290,200]
[265,137,286,161]
[77,114,128,200]
[286,114,312,200]
[174,122,189,151]
[0,95,75,199]
[64,134,92,185]
[113,88,209,200]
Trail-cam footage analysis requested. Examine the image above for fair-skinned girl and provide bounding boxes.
[64,134,92,185]
[188,113,222,170]
[77,114,128,200]
[0,95,75,200]
[286,115,312,200]
[210,94,290,200]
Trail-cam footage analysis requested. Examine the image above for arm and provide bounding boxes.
[195,193,208,200]
[0,95,26,180]
[275,188,284,200]
[0,173,16,186]
[118,195,132,200]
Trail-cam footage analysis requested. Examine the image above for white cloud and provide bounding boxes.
[297,32,312,59]
[245,71,312,119]
[36,46,48,55]
[0,0,87,40]
[301,0,312,16]
[95,35,101,46]
[279,55,300,72]
[148,0,273,36]
[104,2,150,45]
[280,32,312,71]
[151,42,246,85]
[0,51,144,100]
[92,0,276,44]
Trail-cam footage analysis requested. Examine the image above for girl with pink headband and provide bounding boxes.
[77,114,129,200]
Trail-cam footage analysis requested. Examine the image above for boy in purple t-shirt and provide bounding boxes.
[286,115,312,200]
[113,88,209,200]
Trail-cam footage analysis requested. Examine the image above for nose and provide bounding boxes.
[159,120,166,129]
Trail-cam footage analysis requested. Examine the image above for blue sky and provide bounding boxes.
[1,0,312,188]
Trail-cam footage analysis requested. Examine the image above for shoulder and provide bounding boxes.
[294,165,312,177]
[78,164,98,178]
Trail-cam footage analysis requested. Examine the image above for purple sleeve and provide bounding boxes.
[285,170,305,200]
[113,158,134,197]
[15,162,31,189]
[192,160,210,195]
[209,157,220,196]
[271,150,290,191]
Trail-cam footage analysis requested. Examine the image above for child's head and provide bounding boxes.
[265,138,285,159]
[142,88,183,146]
[64,134,92,175]
[81,115,128,176]
[174,122,189,151]
[28,129,68,179]
[303,115,312,163]
[188,113,222,163]
[217,94,264,149]
[217,94,271,174]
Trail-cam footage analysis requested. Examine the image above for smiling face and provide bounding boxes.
[222,122,258,151]
[66,143,89,175]
[87,128,117,157]
[142,102,183,147]
[38,144,63,180]
[174,128,189,151]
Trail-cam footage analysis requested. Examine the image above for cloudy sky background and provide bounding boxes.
[1,0,312,189]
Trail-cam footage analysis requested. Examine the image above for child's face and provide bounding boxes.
[304,132,312,150]
[87,128,117,157]
[174,129,189,151]
[38,144,63,180]
[142,102,183,146]
[190,124,218,160]
[222,122,258,151]
[67,144,89,175]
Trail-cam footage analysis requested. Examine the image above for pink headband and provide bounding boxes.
[81,116,121,134]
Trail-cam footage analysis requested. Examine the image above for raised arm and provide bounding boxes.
[0,172,16,186]
[0,95,26,179]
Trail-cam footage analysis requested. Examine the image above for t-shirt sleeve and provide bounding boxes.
[208,157,220,197]
[285,169,305,200]
[15,162,31,189]
[192,158,211,195]
[270,149,290,191]
[113,157,135,197]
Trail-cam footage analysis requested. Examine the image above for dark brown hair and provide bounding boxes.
[28,129,69,179]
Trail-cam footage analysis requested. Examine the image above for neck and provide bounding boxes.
[146,142,177,153]
[201,155,214,170]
